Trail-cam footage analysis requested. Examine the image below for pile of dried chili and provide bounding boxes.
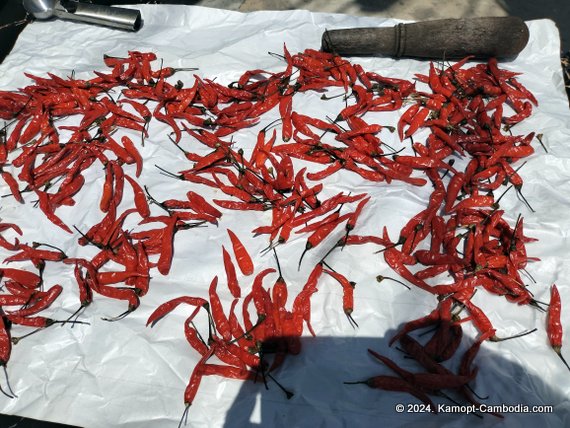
[0,46,559,424]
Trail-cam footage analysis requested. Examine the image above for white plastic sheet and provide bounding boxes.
[0,5,569,427]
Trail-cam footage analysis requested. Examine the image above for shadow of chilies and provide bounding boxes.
[220,329,566,428]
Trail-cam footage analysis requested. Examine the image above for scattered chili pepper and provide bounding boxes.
[547,284,570,371]
[227,229,254,276]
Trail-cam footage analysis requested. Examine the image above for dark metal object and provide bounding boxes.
[22,0,142,31]
[0,0,28,64]
[321,16,530,59]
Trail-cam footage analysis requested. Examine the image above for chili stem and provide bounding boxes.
[266,372,294,399]
[376,275,411,290]
[177,404,190,428]
[491,327,537,342]
[555,351,570,372]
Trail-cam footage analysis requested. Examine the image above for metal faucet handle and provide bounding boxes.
[23,0,142,32]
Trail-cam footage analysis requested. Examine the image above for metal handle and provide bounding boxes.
[54,0,142,32]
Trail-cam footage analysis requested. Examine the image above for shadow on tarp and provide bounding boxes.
[0,326,565,427]
[222,330,567,428]
[0,414,81,428]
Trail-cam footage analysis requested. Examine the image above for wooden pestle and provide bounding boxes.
[321,16,529,59]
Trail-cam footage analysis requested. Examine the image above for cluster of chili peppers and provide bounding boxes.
[340,58,562,414]
[0,44,563,424]
[148,243,327,421]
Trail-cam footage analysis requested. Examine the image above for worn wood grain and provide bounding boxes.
[321,17,529,59]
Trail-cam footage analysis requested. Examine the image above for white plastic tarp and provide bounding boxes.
[0,5,569,428]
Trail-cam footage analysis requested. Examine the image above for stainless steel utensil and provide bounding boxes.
[22,0,142,31]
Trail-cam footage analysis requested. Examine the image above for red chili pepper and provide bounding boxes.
[213,199,266,211]
[227,229,254,276]
[295,210,341,235]
[208,276,233,342]
[323,268,357,328]
[397,104,420,141]
[340,234,387,247]
[456,297,497,341]
[180,348,215,420]
[389,305,441,346]
[0,315,12,380]
[279,95,293,142]
[124,175,150,218]
[72,262,93,308]
[156,215,178,276]
[271,259,288,312]
[448,195,494,213]
[121,136,143,177]
[99,162,114,213]
[547,284,570,371]
[186,191,222,219]
[291,193,365,227]
[7,284,62,317]
[225,340,261,369]
[110,160,125,208]
[199,363,256,381]
[0,294,29,306]
[344,374,436,411]
[50,172,85,208]
[383,247,434,294]
[394,155,457,174]
[212,174,255,202]
[298,213,351,269]
[226,299,253,349]
[146,296,208,327]
[120,99,152,122]
[95,270,147,286]
[183,319,209,356]
[404,107,430,139]
[0,268,42,289]
[345,196,370,233]
[367,349,416,384]
[428,63,453,98]
[399,334,454,377]
[1,170,24,203]
[222,246,240,298]
[5,117,26,151]
[35,190,72,233]
[291,263,324,337]
[273,154,295,191]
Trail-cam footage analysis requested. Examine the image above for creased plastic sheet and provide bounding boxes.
[0,5,569,428]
